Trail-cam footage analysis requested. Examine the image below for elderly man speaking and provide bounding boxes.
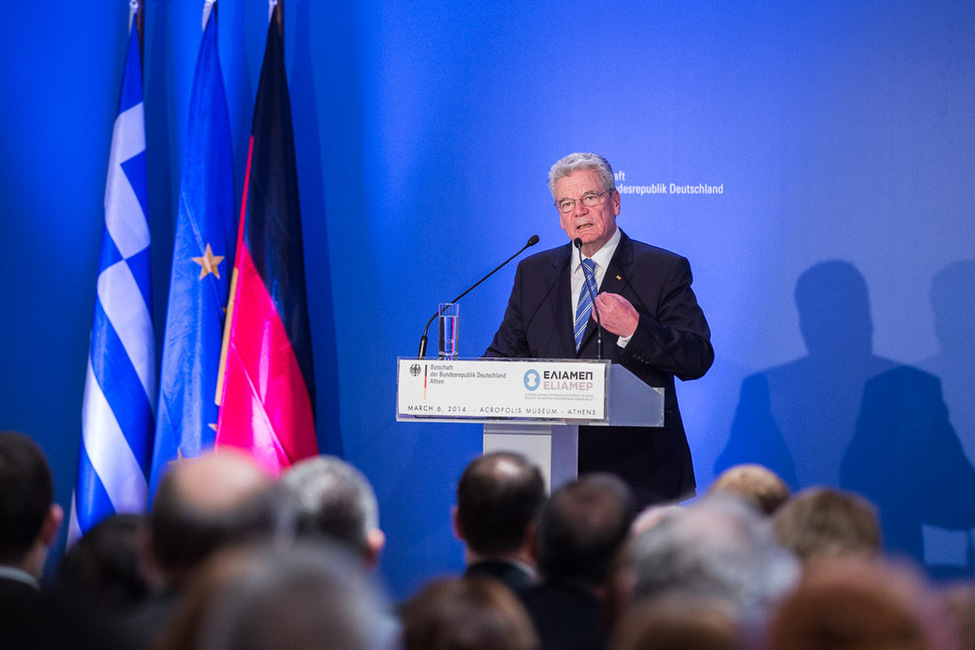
[485,152,713,507]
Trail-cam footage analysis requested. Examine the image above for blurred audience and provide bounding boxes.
[130,449,291,646]
[283,455,386,568]
[158,541,385,650]
[631,504,682,536]
[402,575,538,650]
[941,582,975,650]
[453,451,546,594]
[54,513,158,647]
[22,437,973,650]
[0,431,65,648]
[521,473,635,650]
[767,555,955,650]
[59,513,157,609]
[150,449,288,589]
[772,486,882,564]
[614,495,799,634]
[282,454,400,648]
[610,593,743,650]
[708,464,791,516]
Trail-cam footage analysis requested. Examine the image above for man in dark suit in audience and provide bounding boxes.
[453,451,546,593]
[0,431,64,648]
[486,152,713,507]
[520,473,635,650]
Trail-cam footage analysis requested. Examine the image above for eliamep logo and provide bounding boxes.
[523,369,540,391]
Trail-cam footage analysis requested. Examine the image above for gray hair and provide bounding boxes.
[282,456,379,557]
[625,496,799,625]
[548,152,616,198]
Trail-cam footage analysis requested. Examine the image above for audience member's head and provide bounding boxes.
[767,556,952,650]
[282,455,385,567]
[158,541,382,650]
[0,431,63,578]
[772,487,881,564]
[708,464,791,516]
[150,449,286,588]
[941,582,975,650]
[402,575,538,650]
[536,473,634,590]
[59,513,157,608]
[453,452,546,564]
[611,593,743,650]
[619,495,799,625]
[631,504,682,536]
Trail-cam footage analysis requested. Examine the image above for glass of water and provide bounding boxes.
[438,303,459,359]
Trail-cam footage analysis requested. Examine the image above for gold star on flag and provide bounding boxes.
[192,243,225,280]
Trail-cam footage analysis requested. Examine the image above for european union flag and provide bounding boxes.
[149,4,235,498]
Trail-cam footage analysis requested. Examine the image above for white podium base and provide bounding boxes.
[483,423,579,493]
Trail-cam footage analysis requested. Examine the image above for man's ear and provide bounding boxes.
[365,528,386,569]
[451,505,465,541]
[41,503,64,547]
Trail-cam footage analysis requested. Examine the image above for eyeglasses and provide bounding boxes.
[555,190,612,214]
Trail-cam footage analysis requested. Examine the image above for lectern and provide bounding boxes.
[397,358,664,491]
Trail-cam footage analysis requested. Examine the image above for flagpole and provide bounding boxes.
[130,0,144,66]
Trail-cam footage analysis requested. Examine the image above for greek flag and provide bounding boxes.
[69,23,154,543]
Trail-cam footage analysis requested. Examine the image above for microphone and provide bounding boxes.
[574,238,603,359]
[417,234,540,358]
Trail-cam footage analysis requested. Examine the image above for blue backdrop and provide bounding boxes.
[1,0,973,598]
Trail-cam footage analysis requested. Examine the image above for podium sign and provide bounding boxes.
[396,358,664,491]
[396,358,610,423]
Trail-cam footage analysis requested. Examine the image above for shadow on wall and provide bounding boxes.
[914,260,975,578]
[715,260,975,578]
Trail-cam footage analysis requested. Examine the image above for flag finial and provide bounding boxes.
[128,0,140,30]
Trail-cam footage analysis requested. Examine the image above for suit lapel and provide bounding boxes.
[601,230,634,296]
[550,246,575,357]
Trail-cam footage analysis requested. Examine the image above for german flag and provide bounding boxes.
[215,3,317,473]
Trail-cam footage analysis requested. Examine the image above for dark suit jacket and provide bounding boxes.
[0,576,64,649]
[519,580,605,650]
[485,230,713,505]
[465,559,536,594]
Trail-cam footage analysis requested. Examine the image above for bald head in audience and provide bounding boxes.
[151,450,285,589]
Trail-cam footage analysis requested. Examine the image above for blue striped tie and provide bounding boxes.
[574,258,597,351]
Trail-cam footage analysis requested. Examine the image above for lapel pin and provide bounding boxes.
[616,275,622,280]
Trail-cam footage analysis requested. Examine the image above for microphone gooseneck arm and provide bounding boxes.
[574,238,603,360]
[417,234,540,358]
